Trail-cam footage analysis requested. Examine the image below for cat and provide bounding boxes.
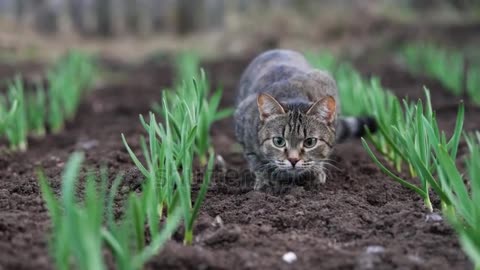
[234,49,376,191]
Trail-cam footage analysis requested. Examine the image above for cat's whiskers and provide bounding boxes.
[254,162,278,172]
[322,162,341,172]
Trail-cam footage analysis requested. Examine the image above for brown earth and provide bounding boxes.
[0,55,479,270]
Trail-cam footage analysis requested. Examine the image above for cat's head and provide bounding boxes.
[256,93,336,175]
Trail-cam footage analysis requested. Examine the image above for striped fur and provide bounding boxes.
[234,49,377,191]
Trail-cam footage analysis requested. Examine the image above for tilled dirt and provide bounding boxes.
[0,56,478,270]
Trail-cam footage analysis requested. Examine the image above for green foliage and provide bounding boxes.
[175,52,200,85]
[0,51,96,151]
[309,50,479,268]
[123,94,216,246]
[39,152,182,270]
[403,43,465,96]
[47,51,96,132]
[0,95,18,140]
[27,84,47,137]
[308,52,407,171]
[154,53,233,164]
[433,132,480,270]
[5,77,28,151]
[363,89,465,212]
[467,65,480,105]
[125,53,224,245]
[305,51,338,72]
[335,64,371,116]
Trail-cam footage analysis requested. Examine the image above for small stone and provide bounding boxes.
[282,252,297,264]
[407,254,424,264]
[77,139,99,150]
[259,224,272,234]
[216,155,227,173]
[366,245,385,254]
[295,211,305,216]
[425,213,443,222]
[213,215,224,227]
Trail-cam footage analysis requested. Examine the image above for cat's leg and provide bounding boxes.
[313,169,327,186]
[316,171,327,184]
[245,154,271,191]
[253,171,271,191]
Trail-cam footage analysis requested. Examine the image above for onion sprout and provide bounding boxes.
[39,152,182,270]
[403,43,464,96]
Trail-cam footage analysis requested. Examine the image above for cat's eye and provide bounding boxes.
[272,137,286,147]
[303,138,318,148]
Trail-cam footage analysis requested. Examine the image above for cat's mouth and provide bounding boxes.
[275,161,310,173]
[275,160,313,170]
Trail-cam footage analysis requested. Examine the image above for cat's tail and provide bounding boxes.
[336,116,377,143]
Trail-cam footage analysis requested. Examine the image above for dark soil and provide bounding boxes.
[1,55,479,270]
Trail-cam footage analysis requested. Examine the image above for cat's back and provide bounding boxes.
[236,49,311,104]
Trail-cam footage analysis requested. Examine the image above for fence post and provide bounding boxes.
[204,0,225,30]
[96,0,112,36]
[15,0,27,24]
[124,0,139,34]
[137,0,153,35]
[68,0,87,35]
[33,0,60,34]
[151,0,170,32]
[177,0,204,34]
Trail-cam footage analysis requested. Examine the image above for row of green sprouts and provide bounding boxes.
[40,54,231,269]
[0,52,95,151]
[309,52,479,270]
[403,43,480,105]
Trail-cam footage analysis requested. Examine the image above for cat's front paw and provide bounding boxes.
[315,171,327,185]
[253,173,285,193]
[253,179,266,191]
[253,173,269,191]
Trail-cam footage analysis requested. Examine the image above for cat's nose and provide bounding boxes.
[288,158,300,167]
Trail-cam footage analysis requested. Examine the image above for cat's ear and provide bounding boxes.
[257,93,285,120]
[307,96,336,124]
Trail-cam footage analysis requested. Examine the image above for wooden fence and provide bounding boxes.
[0,0,341,36]
[1,0,476,36]
[0,0,232,36]
[0,0,311,36]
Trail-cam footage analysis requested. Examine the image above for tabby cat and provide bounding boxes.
[234,50,376,191]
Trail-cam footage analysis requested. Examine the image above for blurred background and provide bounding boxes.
[0,0,479,63]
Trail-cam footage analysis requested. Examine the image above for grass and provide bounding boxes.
[39,152,182,270]
[0,51,96,151]
[403,43,465,96]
